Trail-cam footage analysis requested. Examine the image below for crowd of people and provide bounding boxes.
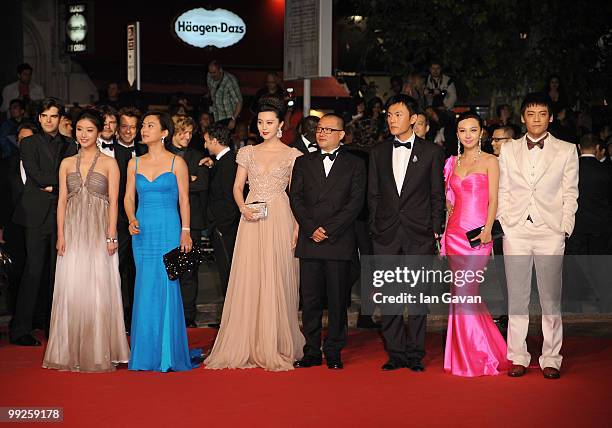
[0,59,611,379]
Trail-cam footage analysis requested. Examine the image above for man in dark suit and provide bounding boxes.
[566,135,612,312]
[204,123,240,297]
[568,135,612,254]
[290,114,366,369]
[368,94,445,371]
[1,121,38,315]
[112,106,146,332]
[342,130,379,329]
[10,98,78,346]
[167,114,209,327]
[290,115,319,155]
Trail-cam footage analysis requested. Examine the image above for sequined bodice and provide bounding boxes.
[237,145,301,203]
[67,151,108,201]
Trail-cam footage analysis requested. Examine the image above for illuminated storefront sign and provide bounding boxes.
[66,2,94,54]
[174,8,246,48]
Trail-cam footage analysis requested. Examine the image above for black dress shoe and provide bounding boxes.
[207,323,221,329]
[10,334,41,346]
[408,359,425,372]
[327,359,344,370]
[356,315,381,329]
[294,356,323,368]
[185,319,198,328]
[381,359,406,371]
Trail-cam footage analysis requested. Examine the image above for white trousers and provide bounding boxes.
[503,221,565,370]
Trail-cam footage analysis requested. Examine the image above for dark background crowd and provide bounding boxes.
[1,55,611,335]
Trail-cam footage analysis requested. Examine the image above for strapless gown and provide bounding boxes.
[441,156,509,377]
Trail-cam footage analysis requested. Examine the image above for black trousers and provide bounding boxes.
[3,221,26,315]
[211,225,237,297]
[10,213,56,340]
[179,229,201,321]
[300,258,350,359]
[373,227,433,364]
[492,238,508,316]
[350,219,374,305]
[117,220,135,327]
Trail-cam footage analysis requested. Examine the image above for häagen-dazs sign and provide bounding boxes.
[174,8,246,48]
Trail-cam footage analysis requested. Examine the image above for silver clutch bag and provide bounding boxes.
[246,201,268,219]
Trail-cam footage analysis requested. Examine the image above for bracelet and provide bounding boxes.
[181,227,190,231]
[106,237,118,243]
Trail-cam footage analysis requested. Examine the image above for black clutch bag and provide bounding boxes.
[163,242,205,281]
[465,220,504,248]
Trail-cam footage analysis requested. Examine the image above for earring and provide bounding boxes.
[457,138,462,166]
[476,136,482,160]
[161,136,165,144]
[277,128,283,138]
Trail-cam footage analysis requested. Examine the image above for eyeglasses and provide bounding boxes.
[315,127,343,134]
[491,137,510,143]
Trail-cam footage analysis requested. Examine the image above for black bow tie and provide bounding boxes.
[101,141,114,150]
[320,151,338,161]
[393,140,412,149]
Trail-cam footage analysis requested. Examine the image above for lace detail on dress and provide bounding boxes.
[237,145,301,203]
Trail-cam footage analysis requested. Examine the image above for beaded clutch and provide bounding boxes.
[162,242,205,281]
[245,201,267,219]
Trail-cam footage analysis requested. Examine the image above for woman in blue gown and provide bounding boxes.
[124,111,195,372]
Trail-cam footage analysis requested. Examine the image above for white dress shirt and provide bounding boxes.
[321,147,340,177]
[216,146,230,161]
[392,132,416,194]
[97,137,116,158]
[302,135,318,153]
[20,160,26,184]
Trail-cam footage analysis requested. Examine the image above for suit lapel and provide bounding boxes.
[533,135,558,183]
[319,149,347,199]
[512,136,531,184]
[309,152,327,191]
[380,141,399,198]
[400,137,424,197]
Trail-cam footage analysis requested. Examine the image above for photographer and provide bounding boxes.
[425,60,457,110]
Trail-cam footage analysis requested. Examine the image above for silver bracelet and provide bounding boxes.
[106,237,118,243]
[181,227,190,231]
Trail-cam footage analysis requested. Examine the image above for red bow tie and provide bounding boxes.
[526,136,546,150]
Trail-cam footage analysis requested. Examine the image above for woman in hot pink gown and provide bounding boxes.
[441,112,509,377]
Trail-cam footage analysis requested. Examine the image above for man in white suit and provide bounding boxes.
[498,92,579,380]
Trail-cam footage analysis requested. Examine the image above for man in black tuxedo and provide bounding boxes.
[290,114,366,369]
[1,122,38,315]
[204,123,240,297]
[343,132,379,329]
[10,98,78,346]
[368,94,445,371]
[568,135,612,254]
[566,135,612,312]
[167,114,209,327]
[113,106,146,331]
[290,115,319,155]
[96,105,119,158]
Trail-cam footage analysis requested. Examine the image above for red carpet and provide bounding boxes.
[1,329,611,427]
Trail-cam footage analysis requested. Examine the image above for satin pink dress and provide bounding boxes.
[441,156,509,377]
